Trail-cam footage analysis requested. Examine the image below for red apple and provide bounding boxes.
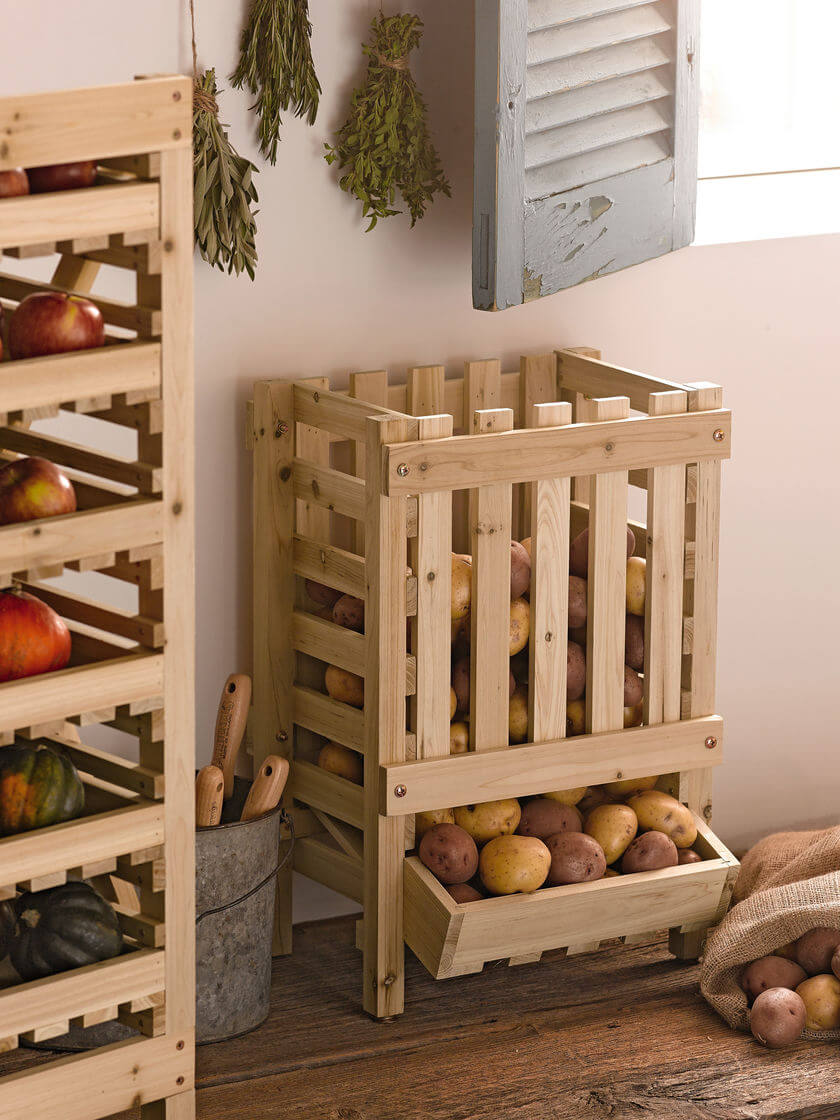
[0,589,72,683]
[0,169,29,197]
[9,292,105,360]
[0,458,77,525]
[26,161,96,193]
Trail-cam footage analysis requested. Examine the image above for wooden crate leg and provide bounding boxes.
[669,926,707,960]
[141,1089,195,1119]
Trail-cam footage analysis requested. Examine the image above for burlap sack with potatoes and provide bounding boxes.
[700,825,840,1039]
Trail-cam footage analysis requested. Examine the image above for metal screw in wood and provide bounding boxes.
[705,736,717,749]
[713,429,725,442]
[397,463,410,477]
[394,784,407,797]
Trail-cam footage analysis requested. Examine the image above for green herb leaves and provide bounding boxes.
[231,0,321,165]
[193,70,260,280]
[325,14,450,231]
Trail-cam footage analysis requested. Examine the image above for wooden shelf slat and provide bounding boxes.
[0,182,160,251]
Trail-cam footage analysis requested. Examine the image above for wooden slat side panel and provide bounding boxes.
[288,759,364,830]
[557,349,688,412]
[293,534,366,600]
[0,183,160,250]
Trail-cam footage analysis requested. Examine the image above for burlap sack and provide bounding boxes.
[700,825,840,1039]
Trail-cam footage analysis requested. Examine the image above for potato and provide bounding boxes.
[621,831,678,874]
[795,974,840,1031]
[317,742,363,785]
[624,665,643,707]
[332,594,364,632]
[795,927,840,976]
[510,648,529,685]
[566,698,586,737]
[602,774,657,799]
[625,613,645,672]
[627,789,697,849]
[305,578,341,608]
[678,848,703,865]
[626,556,646,617]
[775,941,800,961]
[750,988,807,1048]
[451,557,472,620]
[450,688,457,720]
[451,614,469,644]
[479,835,551,895]
[510,540,531,599]
[419,823,479,885]
[567,640,586,701]
[568,624,587,647]
[604,867,620,877]
[415,807,455,840]
[570,526,635,578]
[624,701,643,729]
[568,575,587,629]
[545,832,606,886]
[509,684,529,744]
[517,798,581,840]
[447,882,484,903]
[455,799,521,845]
[324,665,364,708]
[449,720,469,754]
[833,946,840,980]
[584,803,638,864]
[519,536,531,560]
[577,786,610,814]
[544,785,587,807]
[452,656,470,713]
[510,597,530,656]
[742,956,807,1000]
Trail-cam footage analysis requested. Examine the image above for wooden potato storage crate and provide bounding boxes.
[251,348,738,1019]
[0,79,195,1117]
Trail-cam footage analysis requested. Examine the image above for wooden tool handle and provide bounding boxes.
[211,673,252,799]
[195,764,225,828]
[240,756,290,822]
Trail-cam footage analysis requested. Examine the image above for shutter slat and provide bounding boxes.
[527,36,670,100]
[525,132,670,199]
[527,6,671,67]
[525,101,671,171]
[526,69,672,134]
[528,0,657,33]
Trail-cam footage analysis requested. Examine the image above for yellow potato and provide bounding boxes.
[624,700,643,729]
[544,785,587,806]
[583,803,638,864]
[450,688,457,720]
[479,835,551,895]
[602,774,658,800]
[626,556,646,617]
[449,720,469,755]
[451,557,472,620]
[566,698,586,737]
[795,974,840,1031]
[454,799,521,845]
[627,789,697,849]
[324,665,364,708]
[414,807,455,841]
[317,742,363,785]
[510,597,530,655]
[509,684,529,743]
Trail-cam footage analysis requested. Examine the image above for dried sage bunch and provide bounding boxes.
[193,70,259,279]
[231,0,321,164]
[325,13,450,231]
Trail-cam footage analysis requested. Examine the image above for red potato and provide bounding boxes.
[447,882,484,903]
[451,656,470,714]
[832,946,840,980]
[677,849,703,865]
[510,540,531,599]
[795,928,840,976]
[625,613,645,672]
[517,798,581,840]
[567,640,586,701]
[568,576,587,629]
[332,594,364,632]
[545,831,606,885]
[750,988,807,1048]
[305,579,341,608]
[624,665,643,707]
[419,823,479,885]
[741,956,807,1000]
[570,525,635,578]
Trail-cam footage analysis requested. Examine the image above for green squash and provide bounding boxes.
[0,742,84,836]
[9,881,123,981]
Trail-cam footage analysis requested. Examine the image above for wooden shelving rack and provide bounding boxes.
[0,78,195,1118]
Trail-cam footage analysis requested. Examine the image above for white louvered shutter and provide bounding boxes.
[473,0,699,310]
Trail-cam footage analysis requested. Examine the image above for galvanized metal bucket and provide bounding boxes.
[195,775,290,1044]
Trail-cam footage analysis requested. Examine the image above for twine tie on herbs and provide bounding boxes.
[375,52,410,70]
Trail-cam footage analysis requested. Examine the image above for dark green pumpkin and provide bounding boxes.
[0,742,84,836]
[9,881,123,981]
[0,898,15,959]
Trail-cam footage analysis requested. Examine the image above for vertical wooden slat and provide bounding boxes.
[518,353,557,538]
[562,346,601,503]
[349,370,389,555]
[295,376,331,545]
[528,401,572,741]
[469,407,514,751]
[580,396,630,735]
[644,390,688,725]
[407,364,446,417]
[363,415,409,1018]
[460,359,501,553]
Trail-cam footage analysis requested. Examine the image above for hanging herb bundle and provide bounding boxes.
[231,0,321,165]
[325,13,450,231]
[193,69,260,279]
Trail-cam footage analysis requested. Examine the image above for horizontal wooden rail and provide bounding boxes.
[557,348,689,412]
[0,949,164,1040]
[293,459,366,520]
[293,684,365,753]
[0,427,161,493]
[384,410,731,494]
[0,341,160,417]
[0,272,161,337]
[21,581,164,649]
[293,535,366,599]
[45,733,164,800]
[0,801,164,886]
[380,716,724,815]
[292,609,415,694]
[293,382,417,442]
[293,836,363,903]
[288,759,364,829]
[0,182,160,250]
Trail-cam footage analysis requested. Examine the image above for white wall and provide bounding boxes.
[3,1,839,922]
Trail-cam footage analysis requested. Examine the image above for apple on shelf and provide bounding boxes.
[8,291,105,359]
[0,588,72,683]
[0,458,77,526]
[25,161,97,193]
[0,168,29,197]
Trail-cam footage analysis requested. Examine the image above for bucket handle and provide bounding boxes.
[196,810,295,925]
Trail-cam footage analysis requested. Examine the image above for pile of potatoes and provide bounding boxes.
[416,782,705,901]
[744,928,840,1048]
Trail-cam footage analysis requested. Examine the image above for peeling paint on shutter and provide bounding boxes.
[473,0,699,310]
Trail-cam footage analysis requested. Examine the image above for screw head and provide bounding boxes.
[605,442,614,452]
[396,463,410,478]
[705,736,717,749]
[713,429,725,442]
[275,420,289,437]
[277,729,289,742]
[394,784,407,798]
